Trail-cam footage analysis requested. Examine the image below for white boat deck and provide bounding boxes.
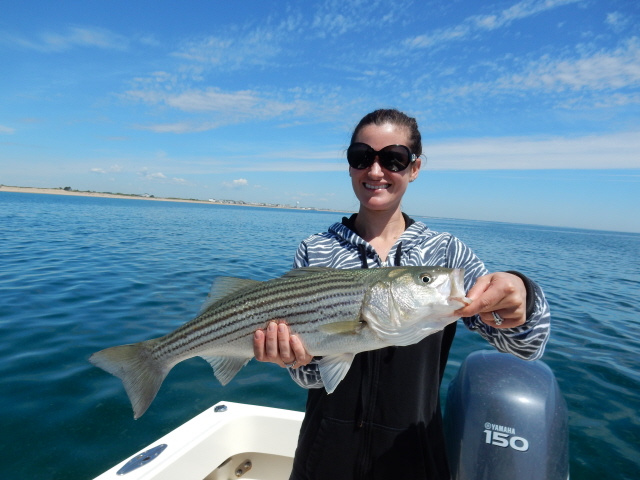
[94,401,304,480]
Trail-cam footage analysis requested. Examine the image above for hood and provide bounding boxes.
[327,213,432,268]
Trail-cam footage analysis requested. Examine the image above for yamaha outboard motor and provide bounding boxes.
[443,350,569,480]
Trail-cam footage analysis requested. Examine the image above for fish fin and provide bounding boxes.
[201,355,251,386]
[318,353,356,394]
[199,277,262,314]
[317,320,363,335]
[280,267,334,278]
[89,339,168,420]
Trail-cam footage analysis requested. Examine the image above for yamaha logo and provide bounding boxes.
[483,422,529,452]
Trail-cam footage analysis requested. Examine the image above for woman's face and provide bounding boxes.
[350,122,421,213]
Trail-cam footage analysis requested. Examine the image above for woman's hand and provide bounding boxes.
[455,272,527,328]
[253,320,314,368]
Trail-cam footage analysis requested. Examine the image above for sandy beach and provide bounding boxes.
[0,185,344,212]
[0,185,217,204]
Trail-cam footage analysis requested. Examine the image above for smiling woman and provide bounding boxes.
[252,108,551,480]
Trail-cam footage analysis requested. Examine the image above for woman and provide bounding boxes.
[254,109,550,479]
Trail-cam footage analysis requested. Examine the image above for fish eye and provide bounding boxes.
[420,274,432,284]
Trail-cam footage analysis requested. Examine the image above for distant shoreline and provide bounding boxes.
[0,185,349,213]
[1,185,212,204]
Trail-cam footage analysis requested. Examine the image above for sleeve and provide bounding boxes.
[292,240,310,269]
[289,358,324,389]
[446,236,551,361]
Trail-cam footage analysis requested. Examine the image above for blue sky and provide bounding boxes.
[1,0,639,233]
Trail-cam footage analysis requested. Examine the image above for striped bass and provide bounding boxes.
[89,266,470,419]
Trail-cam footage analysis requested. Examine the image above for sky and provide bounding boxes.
[1,0,639,233]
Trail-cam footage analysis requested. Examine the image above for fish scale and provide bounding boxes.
[90,266,469,418]
[157,275,366,357]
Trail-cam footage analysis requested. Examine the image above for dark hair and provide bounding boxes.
[350,108,422,157]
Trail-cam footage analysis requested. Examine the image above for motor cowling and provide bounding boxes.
[443,350,569,480]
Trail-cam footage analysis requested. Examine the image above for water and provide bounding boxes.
[1,191,638,479]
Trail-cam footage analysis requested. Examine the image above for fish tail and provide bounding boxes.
[89,339,168,419]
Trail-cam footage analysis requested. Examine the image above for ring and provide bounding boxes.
[492,312,504,326]
[284,360,297,368]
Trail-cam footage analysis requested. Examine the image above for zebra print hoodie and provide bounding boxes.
[287,214,551,480]
[289,213,550,389]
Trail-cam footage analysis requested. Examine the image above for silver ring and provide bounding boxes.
[284,360,297,368]
[492,312,504,326]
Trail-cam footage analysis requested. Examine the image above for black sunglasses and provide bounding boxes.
[347,142,416,172]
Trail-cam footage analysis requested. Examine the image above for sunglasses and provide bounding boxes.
[347,142,416,172]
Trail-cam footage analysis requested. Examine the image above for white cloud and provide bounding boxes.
[138,169,167,180]
[404,0,582,49]
[2,26,129,52]
[126,86,315,132]
[139,170,186,183]
[164,89,269,113]
[497,0,580,24]
[0,125,15,134]
[309,0,406,37]
[90,164,123,174]
[126,85,296,114]
[605,12,629,33]
[172,20,290,68]
[421,37,640,107]
[170,1,406,70]
[223,178,249,188]
[425,130,640,170]
[506,37,640,92]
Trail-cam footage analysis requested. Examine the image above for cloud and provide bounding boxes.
[309,0,407,38]
[420,37,640,107]
[135,167,188,185]
[90,164,123,174]
[1,26,129,52]
[0,125,15,134]
[425,130,640,170]
[504,37,640,92]
[223,178,249,188]
[171,1,402,67]
[172,18,292,68]
[165,88,277,113]
[126,86,316,132]
[404,0,582,49]
[126,85,279,113]
[605,12,630,33]
[138,169,167,180]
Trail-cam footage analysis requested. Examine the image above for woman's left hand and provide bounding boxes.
[455,272,527,328]
[253,320,314,369]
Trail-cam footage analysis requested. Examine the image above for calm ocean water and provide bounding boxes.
[1,191,638,479]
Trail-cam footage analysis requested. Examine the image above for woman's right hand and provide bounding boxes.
[253,320,313,369]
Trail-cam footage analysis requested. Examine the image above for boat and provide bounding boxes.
[94,351,569,480]
[93,401,303,480]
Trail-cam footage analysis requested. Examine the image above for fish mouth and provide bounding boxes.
[449,295,472,307]
[448,269,471,306]
[364,183,390,190]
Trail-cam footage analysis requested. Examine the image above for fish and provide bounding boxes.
[89,266,470,418]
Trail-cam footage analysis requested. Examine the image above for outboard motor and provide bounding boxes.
[443,350,569,480]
